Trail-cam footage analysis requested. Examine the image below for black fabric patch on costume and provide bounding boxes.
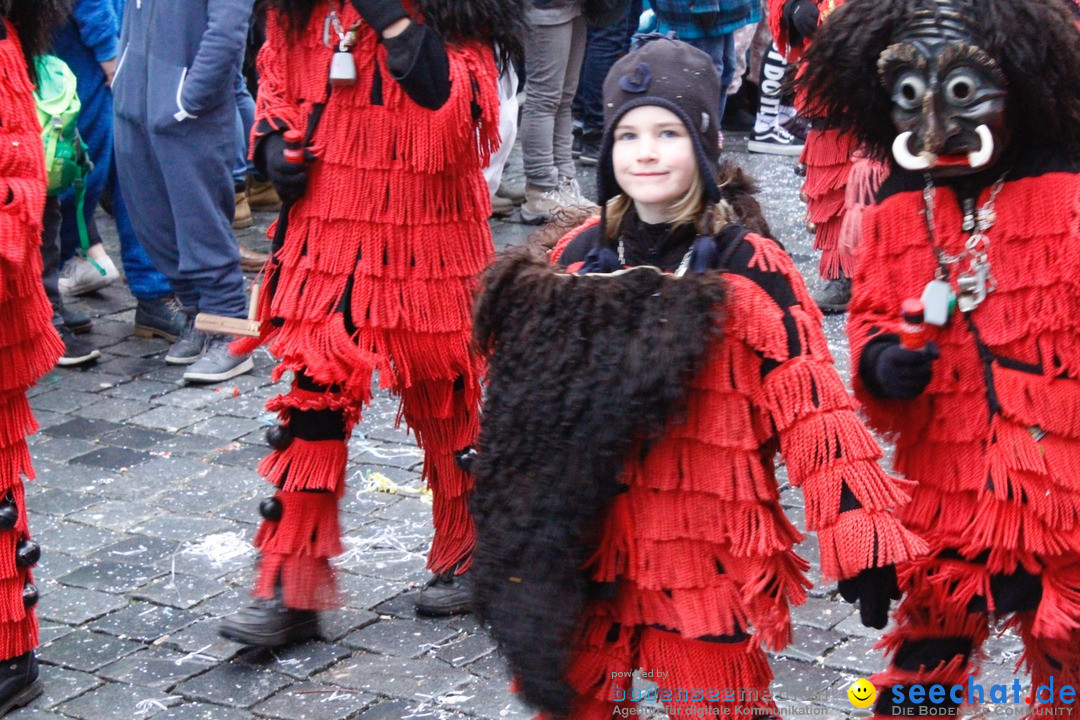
[469,248,727,717]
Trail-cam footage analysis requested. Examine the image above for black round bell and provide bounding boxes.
[259,496,283,522]
[794,162,807,177]
[22,583,38,609]
[15,540,40,568]
[266,424,293,451]
[0,502,17,531]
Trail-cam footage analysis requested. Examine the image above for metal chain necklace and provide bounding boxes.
[920,173,1006,319]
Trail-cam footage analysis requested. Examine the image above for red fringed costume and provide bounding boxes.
[236,4,499,609]
[0,20,65,659]
[850,167,1080,716]
[768,0,886,282]
[540,218,926,719]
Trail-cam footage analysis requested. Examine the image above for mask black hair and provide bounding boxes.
[797,0,1080,162]
[2,0,71,82]
[268,0,526,67]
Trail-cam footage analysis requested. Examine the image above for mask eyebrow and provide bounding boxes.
[938,43,1006,85]
[877,43,927,85]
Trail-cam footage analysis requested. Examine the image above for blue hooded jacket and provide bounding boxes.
[113,0,251,132]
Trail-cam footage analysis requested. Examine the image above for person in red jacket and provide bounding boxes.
[0,1,68,713]
[768,0,888,314]
[468,37,925,720]
[217,0,526,646]
[800,0,1080,715]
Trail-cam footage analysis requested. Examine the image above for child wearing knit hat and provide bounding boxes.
[467,37,925,720]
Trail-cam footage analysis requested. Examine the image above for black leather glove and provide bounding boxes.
[865,339,940,400]
[350,0,409,35]
[838,565,900,629]
[783,0,820,43]
[261,132,314,204]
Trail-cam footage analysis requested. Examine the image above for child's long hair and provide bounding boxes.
[2,0,71,82]
[603,160,771,241]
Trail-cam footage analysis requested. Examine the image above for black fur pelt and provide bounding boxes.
[469,248,727,718]
[269,0,526,66]
[797,0,1080,163]
[1,0,71,82]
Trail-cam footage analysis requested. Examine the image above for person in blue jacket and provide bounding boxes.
[113,0,253,384]
[51,0,187,342]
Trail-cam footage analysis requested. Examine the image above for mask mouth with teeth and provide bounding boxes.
[795,0,1080,175]
[876,8,1008,177]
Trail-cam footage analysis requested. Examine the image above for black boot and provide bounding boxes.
[415,565,471,617]
[0,651,42,716]
[218,594,319,648]
[813,277,852,314]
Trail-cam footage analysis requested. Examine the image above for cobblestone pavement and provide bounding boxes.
[14,132,1024,720]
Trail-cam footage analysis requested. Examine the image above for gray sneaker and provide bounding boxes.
[165,311,208,365]
[557,176,598,211]
[183,335,254,384]
[520,184,571,225]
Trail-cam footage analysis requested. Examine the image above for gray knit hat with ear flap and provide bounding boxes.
[597,36,722,209]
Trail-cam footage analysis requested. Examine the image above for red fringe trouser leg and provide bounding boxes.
[801,128,858,281]
[532,600,638,720]
[869,560,991,718]
[1013,571,1080,720]
[252,378,353,610]
[399,377,481,575]
[638,627,781,719]
[0,391,40,659]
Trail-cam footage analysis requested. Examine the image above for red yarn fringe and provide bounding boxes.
[258,438,348,494]
[253,491,342,610]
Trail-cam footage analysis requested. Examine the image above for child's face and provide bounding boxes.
[611,105,697,223]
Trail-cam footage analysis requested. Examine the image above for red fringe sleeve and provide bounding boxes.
[735,234,927,581]
[250,10,302,148]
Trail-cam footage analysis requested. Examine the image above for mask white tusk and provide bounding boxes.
[967,125,994,169]
[892,131,934,171]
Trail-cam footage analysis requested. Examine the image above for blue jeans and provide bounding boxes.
[234,71,256,186]
[685,33,736,120]
[573,0,644,135]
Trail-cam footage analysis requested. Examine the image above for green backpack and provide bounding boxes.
[33,55,94,256]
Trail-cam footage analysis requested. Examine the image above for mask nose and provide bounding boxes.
[918,87,944,155]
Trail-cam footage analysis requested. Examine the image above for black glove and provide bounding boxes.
[783,0,820,43]
[838,565,900,629]
[350,0,409,35]
[866,339,940,400]
[261,132,314,204]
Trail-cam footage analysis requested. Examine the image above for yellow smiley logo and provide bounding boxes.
[848,678,877,709]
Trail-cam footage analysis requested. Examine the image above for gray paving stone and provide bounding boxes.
[448,675,532,720]
[56,681,180,719]
[318,608,380,643]
[33,522,125,557]
[370,591,425,621]
[38,621,74,646]
[33,552,83,586]
[129,515,232,543]
[463,651,509,681]
[67,500,161,532]
[131,406,215,433]
[174,661,293,708]
[28,438,101,464]
[134,572,227,610]
[159,616,247,663]
[37,629,144,672]
[253,681,376,720]
[771,659,842,700]
[336,574,405,612]
[774,626,846,663]
[189,415,263,441]
[210,443,268,468]
[108,339,170,357]
[88,602,200,643]
[29,391,103,415]
[57,560,166,594]
[435,632,497,668]
[821,636,886,674]
[77,397,154,422]
[151,702,252,720]
[316,654,474,701]
[152,480,249,516]
[69,445,153,470]
[238,641,353,681]
[343,618,459,658]
[28,665,101,711]
[93,535,182,565]
[102,378,176,401]
[6,709,69,719]
[128,457,216,484]
[354,698,467,720]
[37,585,128,625]
[41,418,126,441]
[793,596,856,631]
[25,488,99,517]
[153,387,227,410]
[98,646,216,689]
